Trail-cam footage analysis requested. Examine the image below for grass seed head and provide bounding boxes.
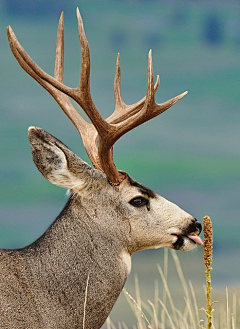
[203,215,213,268]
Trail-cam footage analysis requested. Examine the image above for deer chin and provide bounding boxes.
[172,233,203,251]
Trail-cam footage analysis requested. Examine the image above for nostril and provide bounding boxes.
[195,220,202,233]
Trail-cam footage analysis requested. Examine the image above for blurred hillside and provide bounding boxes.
[0,0,240,325]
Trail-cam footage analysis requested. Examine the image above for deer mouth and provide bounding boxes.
[172,233,203,250]
[172,218,203,251]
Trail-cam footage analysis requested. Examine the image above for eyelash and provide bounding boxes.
[129,196,150,210]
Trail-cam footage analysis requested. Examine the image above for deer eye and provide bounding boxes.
[129,196,149,208]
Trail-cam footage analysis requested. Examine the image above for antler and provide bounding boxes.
[7,8,188,185]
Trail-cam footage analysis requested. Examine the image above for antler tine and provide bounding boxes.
[7,17,102,171]
[75,8,113,136]
[54,12,64,83]
[145,49,155,112]
[7,27,40,84]
[108,50,188,138]
[7,26,72,97]
[52,12,92,134]
[113,53,124,110]
[145,51,189,118]
[107,53,160,125]
[53,12,103,168]
[6,25,74,119]
[76,8,90,92]
[7,15,92,135]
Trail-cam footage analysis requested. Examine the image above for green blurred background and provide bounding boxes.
[0,0,240,326]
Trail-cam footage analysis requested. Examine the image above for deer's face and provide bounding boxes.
[115,175,202,253]
[29,127,202,255]
[78,170,202,254]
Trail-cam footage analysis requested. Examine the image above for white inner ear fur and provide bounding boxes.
[52,168,88,192]
[47,145,88,192]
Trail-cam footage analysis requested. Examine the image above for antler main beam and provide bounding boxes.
[7,8,188,185]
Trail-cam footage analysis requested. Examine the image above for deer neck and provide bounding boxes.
[23,194,130,327]
[29,193,131,280]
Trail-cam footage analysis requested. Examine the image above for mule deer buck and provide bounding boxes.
[1,8,202,329]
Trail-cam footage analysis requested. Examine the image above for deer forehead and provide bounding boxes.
[119,184,147,201]
[118,175,155,200]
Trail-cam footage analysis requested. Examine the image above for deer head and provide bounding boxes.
[7,8,202,252]
[3,8,202,328]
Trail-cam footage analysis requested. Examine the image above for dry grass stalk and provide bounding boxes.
[123,288,153,329]
[82,273,90,329]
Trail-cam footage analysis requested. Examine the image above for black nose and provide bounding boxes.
[194,219,202,233]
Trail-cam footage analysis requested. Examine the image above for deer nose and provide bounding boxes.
[194,219,202,234]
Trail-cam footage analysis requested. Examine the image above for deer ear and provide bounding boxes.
[28,126,96,191]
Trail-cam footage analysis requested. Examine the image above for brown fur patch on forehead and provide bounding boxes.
[127,175,156,198]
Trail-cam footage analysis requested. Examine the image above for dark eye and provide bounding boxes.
[129,196,149,208]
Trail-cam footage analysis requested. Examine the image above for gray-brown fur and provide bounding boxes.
[0,128,201,328]
[0,197,128,328]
